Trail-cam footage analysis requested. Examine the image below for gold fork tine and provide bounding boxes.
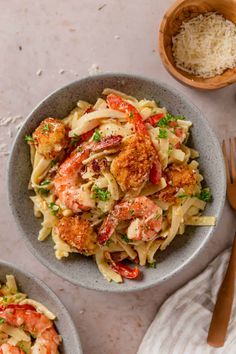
[230,138,236,181]
[222,139,231,184]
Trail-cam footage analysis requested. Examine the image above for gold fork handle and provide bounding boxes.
[207,233,236,347]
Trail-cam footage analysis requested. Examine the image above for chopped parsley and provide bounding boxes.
[37,188,49,196]
[48,202,60,216]
[198,188,212,202]
[177,193,189,199]
[168,145,173,156]
[40,180,50,186]
[148,261,156,268]
[105,239,113,247]
[92,186,111,201]
[24,135,34,142]
[130,209,135,216]
[51,159,57,167]
[121,234,130,243]
[42,123,50,132]
[157,113,185,128]
[70,133,80,147]
[158,128,168,139]
[18,343,29,354]
[92,130,102,142]
[2,296,7,303]
[0,318,5,324]
[129,112,134,119]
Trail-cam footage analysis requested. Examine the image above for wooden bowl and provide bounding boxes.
[159,0,236,90]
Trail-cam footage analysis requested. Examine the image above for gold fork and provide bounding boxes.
[207,137,236,347]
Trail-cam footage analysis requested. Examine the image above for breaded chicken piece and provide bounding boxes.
[57,216,97,255]
[33,118,68,160]
[158,164,197,203]
[110,134,156,192]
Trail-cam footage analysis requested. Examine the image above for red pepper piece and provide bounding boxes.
[146,113,165,127]
[112,262,141,279]
[80,129,95,142]
[150,160,162,185]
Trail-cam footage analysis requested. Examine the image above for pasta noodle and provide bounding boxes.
[25,89,215,283]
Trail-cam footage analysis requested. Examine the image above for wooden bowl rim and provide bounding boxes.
[158,0,236,90]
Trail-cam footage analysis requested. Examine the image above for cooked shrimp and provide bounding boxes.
[158,164,198,203]
[111,135,156,192]
[98,196,162,245]
[31,327,59,354]
[107,94,161,191]
[57,216,97,255]
[54,135,122,212]
[33,117,68,160]
[0,307,60,354]
[0,344,24,354]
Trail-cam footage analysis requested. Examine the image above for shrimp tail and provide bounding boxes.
[98,214,118,245]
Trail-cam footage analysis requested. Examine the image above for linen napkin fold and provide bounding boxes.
[138,249,236,354]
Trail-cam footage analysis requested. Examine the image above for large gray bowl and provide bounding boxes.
[0,260,83,353]
[8,73,226,292]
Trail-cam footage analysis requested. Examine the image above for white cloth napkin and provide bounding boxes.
[138,249,236,354]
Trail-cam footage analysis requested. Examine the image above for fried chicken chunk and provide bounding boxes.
[110,135,156,192]
[33,118,68,160]
[158,164,197,203]
[57,216,97,255]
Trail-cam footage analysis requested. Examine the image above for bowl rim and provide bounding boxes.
[0,259,83,353]
[7,73,226,292]
[158,0,236,90]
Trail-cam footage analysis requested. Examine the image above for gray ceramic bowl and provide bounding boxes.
[8,73,226,292]
[0,260,83,353]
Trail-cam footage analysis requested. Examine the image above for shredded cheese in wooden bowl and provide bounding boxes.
[172,12,236,79]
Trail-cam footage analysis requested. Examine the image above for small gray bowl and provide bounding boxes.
[8,73,226,292]
[0,260,83,353]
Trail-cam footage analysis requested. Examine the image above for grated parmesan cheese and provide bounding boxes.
[172,12,236,78]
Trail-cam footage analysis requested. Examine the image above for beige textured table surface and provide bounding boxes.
[0,1,236,353]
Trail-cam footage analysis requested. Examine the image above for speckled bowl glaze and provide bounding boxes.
[0,260,83,353]
[8,73,226,292]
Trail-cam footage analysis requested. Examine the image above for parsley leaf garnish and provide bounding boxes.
[105,239,112,247]
[121,234,130,243]
[0,317,5,324]
[18,342,29,354]
[24,135,34,142]
[129,112,134,119]
[157,113,185,128]
[37,188,49,196]
[177,193,189,199]
[48,202,60,216]
[92,186,111,201]
[42,123,50,132]
[158,128,168,139]
[40,180,50,186]
[70,133,81,147]
[148,261,156,268]
[92,130,102,142]
[50,159,57,167]
[198,188,212,202]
